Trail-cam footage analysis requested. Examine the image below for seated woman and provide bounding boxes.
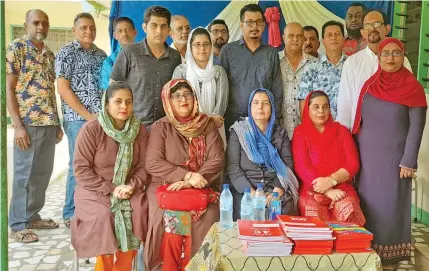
[292,91,365,225]
[227,88,299,220]
[172,27,228,146]
[144,79,224,271]
[71,82,148,271]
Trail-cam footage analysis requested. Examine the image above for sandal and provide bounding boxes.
[12,229,39,243]
[64,219,71,229]
[29,219,59,229]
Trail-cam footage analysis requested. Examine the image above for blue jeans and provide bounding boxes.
[63,120,86,220]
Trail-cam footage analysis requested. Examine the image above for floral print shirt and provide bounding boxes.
[6,35,59,126]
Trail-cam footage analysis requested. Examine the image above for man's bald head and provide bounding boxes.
[25,9,48,23]
[283,22,304,53]
[24,9,49,42]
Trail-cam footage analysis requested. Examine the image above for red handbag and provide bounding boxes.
[156,184,211,211]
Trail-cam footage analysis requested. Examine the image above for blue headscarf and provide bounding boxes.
[231,89,299,209]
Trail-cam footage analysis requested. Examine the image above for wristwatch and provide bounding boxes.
[331,176,338,187]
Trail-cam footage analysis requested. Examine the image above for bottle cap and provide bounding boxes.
[272,192,279,197]
[244,187,250,193]
[257,183,264,189]
[223,184,229,190]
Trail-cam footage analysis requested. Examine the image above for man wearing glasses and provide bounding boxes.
[337,10,412,130]
[208,19,230,65]
[220,4,283,134]
[100,17,137,90]
[170,15,191,63]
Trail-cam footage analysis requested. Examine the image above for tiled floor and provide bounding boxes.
[7,174,429,270]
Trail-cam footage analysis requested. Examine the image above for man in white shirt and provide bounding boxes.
[169,15,191,63]
[278,22,315,138]
[337,10,412,129]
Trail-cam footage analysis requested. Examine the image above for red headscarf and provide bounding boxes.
[296,90,341,146]
[352,37,427,134]
[161,79,210,172]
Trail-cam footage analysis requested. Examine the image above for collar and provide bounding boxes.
[141,38,170,58]
[320,53,347,65]
[72,39,98,52]
[23,35,51,54]
[239,37,264,50]
[364,45,378,59]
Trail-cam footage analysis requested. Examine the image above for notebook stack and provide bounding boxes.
[237,220,293,256]
[326,222,373,253]
[277,215,334,255]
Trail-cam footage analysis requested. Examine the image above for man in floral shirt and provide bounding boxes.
[6,9,63,243]
[55,12,106,228]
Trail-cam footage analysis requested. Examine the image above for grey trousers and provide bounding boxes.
[9,125,56,231]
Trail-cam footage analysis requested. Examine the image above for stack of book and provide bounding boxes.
[327,222,373,253]
[237,220,293,256]
[277,215,334,254]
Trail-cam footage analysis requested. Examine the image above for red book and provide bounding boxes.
[237,220,287,242]
[278,215,331,231]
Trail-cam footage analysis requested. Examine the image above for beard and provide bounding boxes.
[34,33,47,42]
[213,39,226,49]
[367,31,381,44]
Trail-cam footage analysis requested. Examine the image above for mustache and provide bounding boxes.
[305,44,313,49]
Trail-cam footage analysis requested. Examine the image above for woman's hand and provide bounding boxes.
[312,177,332,194]
[167,181,192,191]
[400,167,415,179]
[324,189,346,203]
[188,172,208,189]
[113,185,134,199]
[212,116,224,128]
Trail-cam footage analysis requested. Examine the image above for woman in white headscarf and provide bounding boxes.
[172,27,229,146]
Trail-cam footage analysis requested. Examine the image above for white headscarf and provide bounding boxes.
[185,27,217,115]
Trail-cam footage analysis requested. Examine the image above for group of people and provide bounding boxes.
[5,3,427,271]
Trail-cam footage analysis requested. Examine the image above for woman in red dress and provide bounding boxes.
[292,91,365,225]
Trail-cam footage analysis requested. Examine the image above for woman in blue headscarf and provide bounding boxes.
[226,88,299,220]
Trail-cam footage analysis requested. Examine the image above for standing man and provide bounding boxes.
[298,21,347,119]
[110,6,181,127]
[100,17,137,90]
[56,12,106,228]
[208,19,230,65]
[7,9,63,243]
[343,2,367,56]
[221,4,283,133]
[303,25,320,58]
[337,10,413,129]
[279,22,315,139]
[169,15,191,63]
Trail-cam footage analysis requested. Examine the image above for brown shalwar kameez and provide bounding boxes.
[71,120,149,258]
[144,117,224,271]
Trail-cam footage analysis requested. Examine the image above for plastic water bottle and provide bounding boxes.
[240,187,253,220]
[252,183,266,221]
[269,192,282,220]
[219,184,233,228]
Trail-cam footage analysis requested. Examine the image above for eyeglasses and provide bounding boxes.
[243,20,264,27]
[363,21,384,30]
[191,42,211,49]
[170,92,194,102]
[211,29,228,36]
[380,50,404,57]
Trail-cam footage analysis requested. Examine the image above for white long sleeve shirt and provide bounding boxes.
[336,46,412,130]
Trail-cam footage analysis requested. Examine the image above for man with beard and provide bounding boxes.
[343,2,367,56]
[220,4,283,134]
[170,15,191,63]
[337,10,412,129]
[100,17,137,90]
[303,25,320,58]
[279,22,315,138]
[7,9,63,242]
[298,21,346,119]
[208,19,229,65]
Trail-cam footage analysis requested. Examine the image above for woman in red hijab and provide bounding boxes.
[353,37,427,270]
[292,91,365,225]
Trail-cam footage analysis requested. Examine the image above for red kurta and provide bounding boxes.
[292,91,365,226]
